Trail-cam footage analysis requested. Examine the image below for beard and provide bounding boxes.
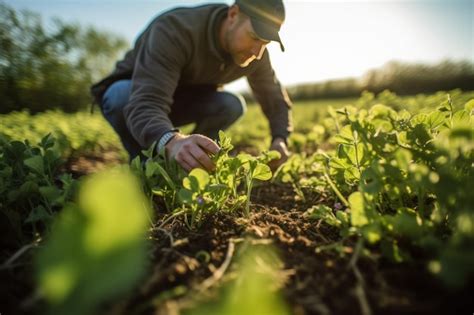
[225,27,255,68]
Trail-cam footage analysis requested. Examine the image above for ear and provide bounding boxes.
[228,4,240,22]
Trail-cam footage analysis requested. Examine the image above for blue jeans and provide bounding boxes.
[101,80,246,159]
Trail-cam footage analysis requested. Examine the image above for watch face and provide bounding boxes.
[159,132,177,151]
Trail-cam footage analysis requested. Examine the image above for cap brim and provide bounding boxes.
[249,18,285,52]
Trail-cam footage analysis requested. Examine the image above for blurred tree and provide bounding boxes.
[0,4,128,113]
[359,60,474,95]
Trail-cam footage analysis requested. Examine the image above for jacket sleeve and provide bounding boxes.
[247,50,293,141]
[123,21,189,149]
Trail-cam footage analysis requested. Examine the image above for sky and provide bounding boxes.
[3,0,473,92]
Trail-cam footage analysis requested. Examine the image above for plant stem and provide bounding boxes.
[157,210,186,229]
[323,171,349,207]
[245,176,252,217]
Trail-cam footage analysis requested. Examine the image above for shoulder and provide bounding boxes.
[152,4,227,28]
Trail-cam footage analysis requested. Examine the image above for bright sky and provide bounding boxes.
[4,0,473,92]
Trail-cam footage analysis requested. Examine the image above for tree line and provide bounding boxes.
[0,3,128,113]
[279,59,474,102]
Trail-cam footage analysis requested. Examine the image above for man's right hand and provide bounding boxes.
[165,133,220,172]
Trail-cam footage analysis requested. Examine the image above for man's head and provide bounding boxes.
[221,0,286,68]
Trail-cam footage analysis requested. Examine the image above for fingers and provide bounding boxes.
[175,148,200,172]
[268,140,290,172]
[189,145,216,171]
[177,155,194,172]
[194,134,220,154]
[173,135,219,172]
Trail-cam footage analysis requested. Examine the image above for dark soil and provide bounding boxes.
[110,182,471,315]
[2,151,473,315]
[61,149,126,178]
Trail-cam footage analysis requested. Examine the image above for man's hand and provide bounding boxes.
[268,137,290,172]
[165,133,220,172]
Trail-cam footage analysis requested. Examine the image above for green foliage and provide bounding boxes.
[1,89,473,306]
[279,93,474,287]
[36,169,152,315]
[0,3,128,113]
[0,110,123,156]
[0,134,78,245]
[131,131,278,228]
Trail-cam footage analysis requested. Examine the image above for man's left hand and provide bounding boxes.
[268,137,290,172]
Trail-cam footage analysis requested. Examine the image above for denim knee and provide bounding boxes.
[218,91,247,121]
[102,80,132,116]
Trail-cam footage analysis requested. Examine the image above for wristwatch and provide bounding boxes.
[157,129,179,156]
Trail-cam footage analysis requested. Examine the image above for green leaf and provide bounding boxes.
[218,130,234,152]
[307,205,341,227]
[451,110,471,128]
[183,176,199,192]
[237,153,253,165]
[20,180,39,195]
[369,104,397,119]
[145,161,156,178]
[342,165,360,182]
[464,99,474,112]
[427,111,447,129]
[360,167,382,195]
[40,133,55,150]
[252,163,272,181]
[24,155,44,175]
[130,156,141,171]
[407,124,431,147]
[141,141,157,159]
[349,192,368,227]
[394,148,412,172]
[334,125,356,145]
[25,205,52,224]
[261,150,281,164]
[391,207,423,239]
[208,183,228,193]
[185,168,209,191]
[178,188,194,204]
[39,185,62,204]
[152,162,176,189]
[329,156,351,169]
[343,143,366,167]
[36,169,152,315]
[335,210,349,225]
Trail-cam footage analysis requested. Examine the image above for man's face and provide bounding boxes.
[225,13,270,68]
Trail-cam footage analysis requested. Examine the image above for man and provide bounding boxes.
[91,0,293,172]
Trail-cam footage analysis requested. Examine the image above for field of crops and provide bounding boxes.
[1,89,473,315]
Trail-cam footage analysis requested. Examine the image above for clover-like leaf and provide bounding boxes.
[24,155,44,175]
[252,163,272,181]
[184,168,209,191]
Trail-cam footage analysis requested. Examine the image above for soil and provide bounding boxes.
[61,149,126,178]
[1,150,473,315]
[108,184,472,315]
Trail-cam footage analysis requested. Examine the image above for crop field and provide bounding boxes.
[1,89,473,315]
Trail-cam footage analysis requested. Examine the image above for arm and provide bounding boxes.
[123,21,219,171]
[247,50,293,170]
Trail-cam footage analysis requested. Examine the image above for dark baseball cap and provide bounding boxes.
[235,0,286,52]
